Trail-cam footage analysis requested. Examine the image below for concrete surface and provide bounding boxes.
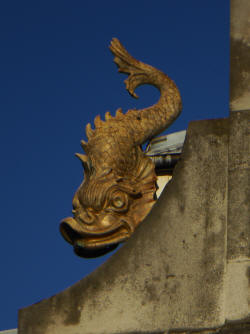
[227,111,250,260]
[226,107,250,322]
[226,0,250,324]
[19,118,236,334]
[0,330,17,334]
[230,0,250,111]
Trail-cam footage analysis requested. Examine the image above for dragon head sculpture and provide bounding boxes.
[60,155,156,258]
[60,38,181,257]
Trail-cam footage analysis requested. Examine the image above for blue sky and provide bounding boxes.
[0,1,229,330]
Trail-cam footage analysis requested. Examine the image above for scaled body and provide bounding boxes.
[60,39,182,257]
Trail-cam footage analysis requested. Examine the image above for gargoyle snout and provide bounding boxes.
[73,208,96,225]
[60,216,120,258]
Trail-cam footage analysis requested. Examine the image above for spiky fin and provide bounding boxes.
[94,115,104,128]
[105,111,113,121]
[81,140,88,151]
[115,108,123,119]
[86,123,94,139]
[75,153,90,173]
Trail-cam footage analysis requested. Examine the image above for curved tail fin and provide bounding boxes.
[109,38,182,144]
[109,38,155,99]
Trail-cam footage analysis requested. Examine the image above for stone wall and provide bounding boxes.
[18,114,250,333]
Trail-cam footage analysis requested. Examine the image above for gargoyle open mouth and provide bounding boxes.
[60,216,131,258]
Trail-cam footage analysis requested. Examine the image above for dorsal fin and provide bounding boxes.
[94,115,104,128]
[75,153,88,163]
[75,153,90,173]
[86,123,94,139]
[105,111,113,121]
[81,140,88,152]
[115,108,123,119]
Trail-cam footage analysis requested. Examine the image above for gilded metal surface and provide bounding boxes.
[60,38,182,257]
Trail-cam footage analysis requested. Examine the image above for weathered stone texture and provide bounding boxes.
[19,119,230,334]
[227,111,250,260]
[169,318,250,334]
[225,110,250,322]
[230,0,250,111]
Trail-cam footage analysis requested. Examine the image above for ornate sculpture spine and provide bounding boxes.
[60,38,182,258]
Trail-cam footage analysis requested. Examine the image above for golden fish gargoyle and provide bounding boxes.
[60,38,182,258]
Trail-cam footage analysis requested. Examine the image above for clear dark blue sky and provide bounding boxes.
[0,1,229,330]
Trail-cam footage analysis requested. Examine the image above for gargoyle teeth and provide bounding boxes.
[86,123,94,139]
[105,111,113,120]
[94,115,103,128]
[115,108,123,118]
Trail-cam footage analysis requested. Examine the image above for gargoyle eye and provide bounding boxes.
[106,190,129,213]
[112,196,124,208]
